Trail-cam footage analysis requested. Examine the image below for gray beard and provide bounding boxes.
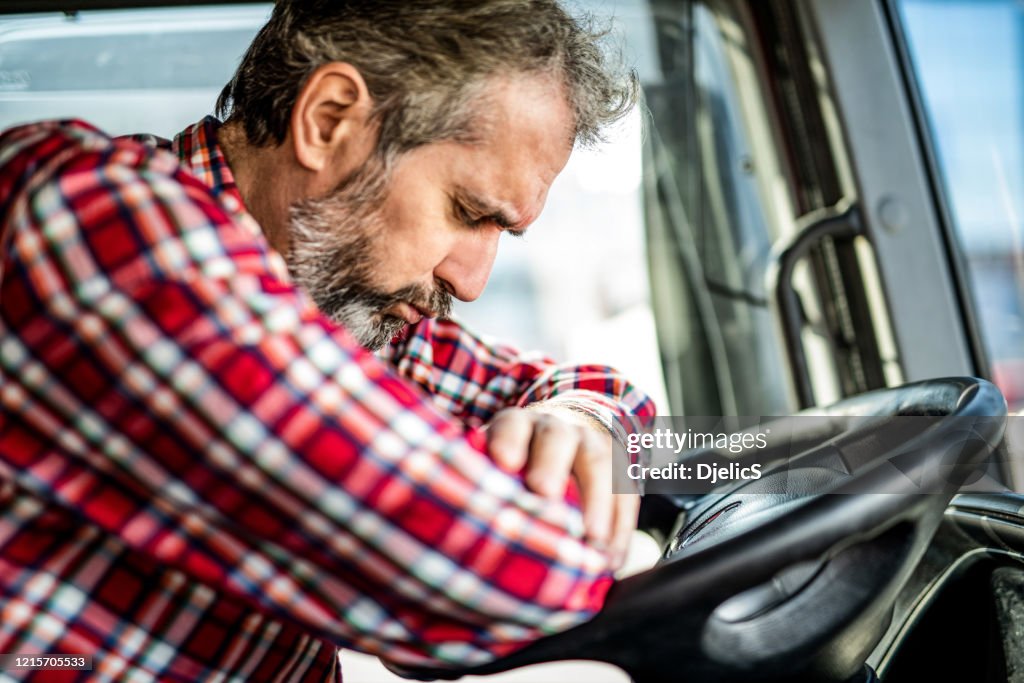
[285,160,452,351]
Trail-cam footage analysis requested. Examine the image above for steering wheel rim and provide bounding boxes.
[406,377,1006,683]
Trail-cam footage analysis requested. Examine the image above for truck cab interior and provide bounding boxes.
[1,1,1022,682]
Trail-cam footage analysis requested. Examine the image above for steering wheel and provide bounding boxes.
[406,377,1006,683]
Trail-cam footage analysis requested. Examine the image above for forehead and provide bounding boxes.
[393,74,577,225]
[453,74,577,221]
[472,73,576,159]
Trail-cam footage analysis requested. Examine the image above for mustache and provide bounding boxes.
[313,277,453,323]
[374,281,454,320]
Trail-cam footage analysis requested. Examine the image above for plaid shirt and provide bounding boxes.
[0,117,654,682]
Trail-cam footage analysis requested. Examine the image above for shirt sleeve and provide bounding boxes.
[382,317,657,432]
[0,121,614,668]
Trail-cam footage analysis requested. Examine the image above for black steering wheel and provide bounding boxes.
[406,377,1006,683]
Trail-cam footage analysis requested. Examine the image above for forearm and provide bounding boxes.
[385,318,657,429]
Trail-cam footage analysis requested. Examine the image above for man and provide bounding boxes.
[0,1,653,681]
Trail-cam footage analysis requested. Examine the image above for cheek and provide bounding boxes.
[374,205,452,288]
[373,158,458,288]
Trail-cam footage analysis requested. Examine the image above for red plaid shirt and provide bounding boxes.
[0,117,654,681]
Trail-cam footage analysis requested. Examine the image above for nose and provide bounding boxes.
[433,228,501,302]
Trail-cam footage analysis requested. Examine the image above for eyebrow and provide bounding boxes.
[453,185,526,233]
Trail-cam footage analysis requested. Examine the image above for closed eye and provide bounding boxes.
[455,203,526,238]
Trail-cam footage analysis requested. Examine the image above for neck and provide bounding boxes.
[218,121,294,255]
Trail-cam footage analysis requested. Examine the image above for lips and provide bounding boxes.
[389,301,429,325]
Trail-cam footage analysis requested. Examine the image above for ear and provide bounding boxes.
[290,62,376,178]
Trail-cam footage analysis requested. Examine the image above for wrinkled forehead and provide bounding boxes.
[466,73,576,211]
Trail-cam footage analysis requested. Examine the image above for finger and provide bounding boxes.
[486,409,533,473]
[573,433,613,548]
[524,415,580,498]
[608,494,640,570]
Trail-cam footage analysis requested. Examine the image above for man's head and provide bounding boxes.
[216,0,637,350]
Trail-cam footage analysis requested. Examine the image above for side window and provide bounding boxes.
[0,7,269,136]
[897,0,1024,410]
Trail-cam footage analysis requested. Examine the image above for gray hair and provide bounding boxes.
[215,0,638,157]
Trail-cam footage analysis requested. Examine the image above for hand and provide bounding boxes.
[485,405,638,570]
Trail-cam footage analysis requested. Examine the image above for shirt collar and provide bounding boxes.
[171,116,292,282]
[171,116,257,235]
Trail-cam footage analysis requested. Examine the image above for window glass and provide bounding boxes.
[0,7,270,135]
[0,32,255,90]
[898,0,1024,409]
